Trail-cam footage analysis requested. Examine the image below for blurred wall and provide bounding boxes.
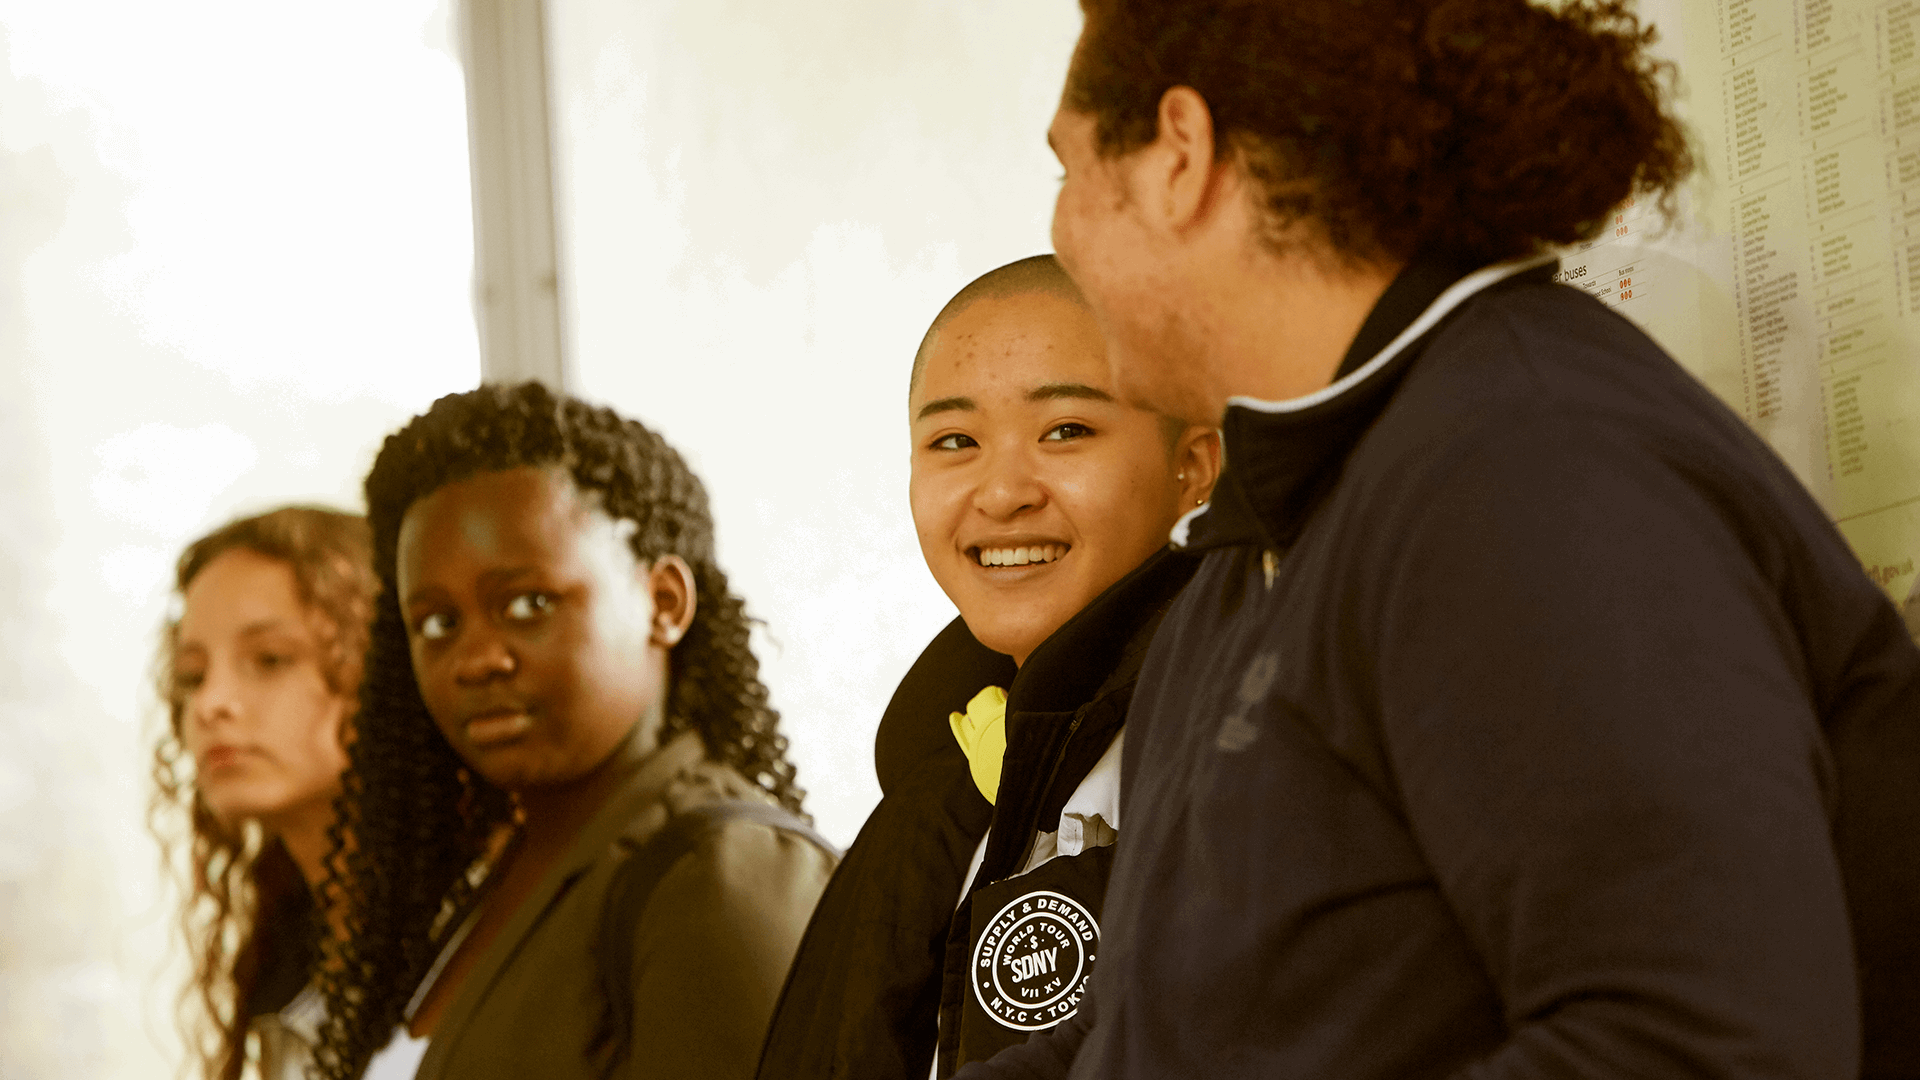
[0,1,1085,1073]
[544,0,1083,843]
[8,0,1915,1077]
[0,2,477,1074]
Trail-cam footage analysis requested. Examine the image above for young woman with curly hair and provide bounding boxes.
[955,1,1920,1078]
[152,506,375,1080]
[310,381,835,1080]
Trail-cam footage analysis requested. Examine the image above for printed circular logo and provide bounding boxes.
[971,890,1099,1031]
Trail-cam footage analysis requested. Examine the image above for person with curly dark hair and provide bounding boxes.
[152,505,375,1080]
[309,382,835,1080]
[955,1,1920,1078]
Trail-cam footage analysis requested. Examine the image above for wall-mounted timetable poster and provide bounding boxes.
[1571,0,1920,618]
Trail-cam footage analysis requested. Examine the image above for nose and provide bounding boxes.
[189,664,240,732]
[453,625,517,685]
[973,443,1047,521]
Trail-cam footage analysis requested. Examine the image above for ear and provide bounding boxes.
[1173,425,1224,509]
[1141,85,1222,233]
[644,555,698,648]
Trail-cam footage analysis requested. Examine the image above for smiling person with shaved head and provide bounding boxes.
[757,254,1219,1080]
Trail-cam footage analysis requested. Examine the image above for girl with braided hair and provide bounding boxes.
[312,381,834,1080]
[152,506,375,1080]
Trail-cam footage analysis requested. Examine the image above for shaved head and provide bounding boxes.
[909,253,1187,450]
[911,254,1089,396]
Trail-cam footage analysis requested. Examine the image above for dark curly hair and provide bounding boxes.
[1065,0,1694,265]
[149,506,374,1080]
[312,381,803,1079]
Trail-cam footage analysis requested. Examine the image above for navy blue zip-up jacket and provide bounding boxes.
[958,257,1920,1080]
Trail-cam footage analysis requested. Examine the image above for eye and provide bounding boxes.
[417,611,456,641]
[253,651,293,674]
[1041,422,1094,442]
[173,668,205,694]
[930,433,978,452]
[504,592,553,622]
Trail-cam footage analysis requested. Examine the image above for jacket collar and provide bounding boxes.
[409,730,709,1044]
[874,619,1017,797]
[1183,253,1558,552]
[1009,544,1200,714]
[873,548,1201,795]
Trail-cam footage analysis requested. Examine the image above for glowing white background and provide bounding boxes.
[10,0,1899,1076]
[0,1,1077,1073]
[547,0,1081,844]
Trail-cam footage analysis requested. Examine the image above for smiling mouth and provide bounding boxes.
[970,543,1069,568]
[466,711,534,746]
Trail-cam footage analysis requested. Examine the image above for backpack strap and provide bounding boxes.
[596,800,836,1063]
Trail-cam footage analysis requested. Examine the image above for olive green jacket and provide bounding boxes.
[414,731,835,1080]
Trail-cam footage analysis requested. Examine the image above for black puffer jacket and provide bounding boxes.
[757,548,1198,1080]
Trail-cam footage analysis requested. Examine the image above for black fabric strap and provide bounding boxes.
[596,800,835,1063]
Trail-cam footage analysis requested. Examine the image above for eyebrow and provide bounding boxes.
[478,567,546,592]
[1028,383,1114,404]
[403,566,545,607]
[177,619,301,653]
[916,395,976,421]
[915,384,1115,422]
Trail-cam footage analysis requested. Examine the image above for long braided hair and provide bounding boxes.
[312,381,802,1079]
[149,506,374,1080]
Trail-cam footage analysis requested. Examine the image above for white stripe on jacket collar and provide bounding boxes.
[1168,499,1210,547]
[1226,251,1559,416]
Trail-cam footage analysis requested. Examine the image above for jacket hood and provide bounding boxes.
[872,545,1203,797]
[873,618,1016,799]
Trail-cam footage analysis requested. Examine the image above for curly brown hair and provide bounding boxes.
[311,381,804,1079]
[150,506,375,1080]
[1065,0,1694,265]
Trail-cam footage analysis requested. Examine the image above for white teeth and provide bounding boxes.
[976,544,1066,567]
